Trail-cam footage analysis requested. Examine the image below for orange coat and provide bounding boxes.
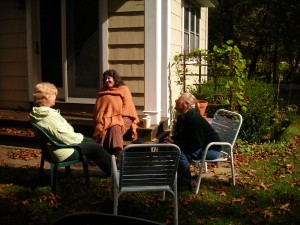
[93,85,139,143]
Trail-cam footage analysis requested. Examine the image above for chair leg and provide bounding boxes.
[65,166,71,175]
[174,194,178,225]
[82,157,90,188]
[174,174,178,225]
[195,159,206,194]
[39,155,45,182]
[50,164,58,195]
[110,174,114,199]
[230,157,235,186]
[113,189,119,215]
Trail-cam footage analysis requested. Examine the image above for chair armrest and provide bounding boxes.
[203,142,233,155]
[206,142,232,149]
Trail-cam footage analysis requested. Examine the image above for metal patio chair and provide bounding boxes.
[111,143,181,225]
[192,109,243,194]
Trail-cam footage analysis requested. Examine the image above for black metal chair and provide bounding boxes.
[30,122,90,195]
[54,212,164,225]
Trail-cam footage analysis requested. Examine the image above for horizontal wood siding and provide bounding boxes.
[108,0,144,12]
[108,0,144,114]
[108,62,144,78]
[0,0,29,109]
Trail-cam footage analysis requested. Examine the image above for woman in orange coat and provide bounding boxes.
[93,69,139,158]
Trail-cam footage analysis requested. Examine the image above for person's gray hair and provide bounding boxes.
[33,82,57,106]
[181,92,196,109]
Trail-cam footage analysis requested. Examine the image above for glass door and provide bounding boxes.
[38,0,100,101]
[66,0,100,99]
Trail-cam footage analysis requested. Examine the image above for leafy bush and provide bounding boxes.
[172,40,296,143]
[189,41,248,112]
[239,79,279,143]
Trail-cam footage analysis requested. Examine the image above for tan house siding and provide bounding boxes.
[0,0,212,117]
[199,8,208,50]
[170,0,183,108]
[107,0,145,114]
[0,0,28,109]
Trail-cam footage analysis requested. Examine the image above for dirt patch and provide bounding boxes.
[0,145,41,168]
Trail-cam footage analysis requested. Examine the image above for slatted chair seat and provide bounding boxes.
[111,143,181,225]
[192,109,243,194]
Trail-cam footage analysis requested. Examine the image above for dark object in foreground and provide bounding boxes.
[54,212,164,225]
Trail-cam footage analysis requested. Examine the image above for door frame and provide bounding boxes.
[27,0,108,104]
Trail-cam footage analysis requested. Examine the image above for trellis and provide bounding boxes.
[175,51,234,112]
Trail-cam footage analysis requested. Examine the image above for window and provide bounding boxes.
[184,0,200,54]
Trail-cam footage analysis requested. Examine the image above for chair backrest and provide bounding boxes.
[119,144,181,189]
[30,122,65,163]
[211,109,243,151]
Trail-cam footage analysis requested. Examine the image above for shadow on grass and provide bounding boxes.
[1,165,299,225]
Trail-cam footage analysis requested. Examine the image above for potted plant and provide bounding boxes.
[196,99,208,118]
[189,87,208,118]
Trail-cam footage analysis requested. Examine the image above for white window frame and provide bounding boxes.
[183,0,200,64]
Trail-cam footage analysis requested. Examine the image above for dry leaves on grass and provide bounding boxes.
[7,148,42,161]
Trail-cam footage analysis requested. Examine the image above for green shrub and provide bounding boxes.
[239,79,277,143]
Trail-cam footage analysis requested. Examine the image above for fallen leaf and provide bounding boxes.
[262,208,273,219]
[259,181,268,191]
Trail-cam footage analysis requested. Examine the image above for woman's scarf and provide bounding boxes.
[93,85,139,143]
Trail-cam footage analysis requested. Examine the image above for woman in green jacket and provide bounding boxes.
[30,82,111,176]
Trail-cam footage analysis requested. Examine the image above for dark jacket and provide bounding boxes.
[172,108,221,153]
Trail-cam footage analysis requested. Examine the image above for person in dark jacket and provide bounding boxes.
[165,92,221,190]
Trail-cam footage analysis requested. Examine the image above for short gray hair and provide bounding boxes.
[181,92,196,109]
[33,82,57,106]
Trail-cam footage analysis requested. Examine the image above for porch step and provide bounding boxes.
[0,109,170,148]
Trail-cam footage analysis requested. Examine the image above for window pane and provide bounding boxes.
[184,7,189,31]
[183,0,201,56]
[190,33,195,52]
[191,7,195,32]
[184,32,189,53]
[196,8,200,34]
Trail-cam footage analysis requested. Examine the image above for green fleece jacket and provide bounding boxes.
[30,106,84,161]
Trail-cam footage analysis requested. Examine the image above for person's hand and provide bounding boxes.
[164,136,173,144]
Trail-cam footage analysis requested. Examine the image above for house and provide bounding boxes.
[0,0,218,126]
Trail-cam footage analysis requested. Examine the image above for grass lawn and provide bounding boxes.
[0,118,299,225]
